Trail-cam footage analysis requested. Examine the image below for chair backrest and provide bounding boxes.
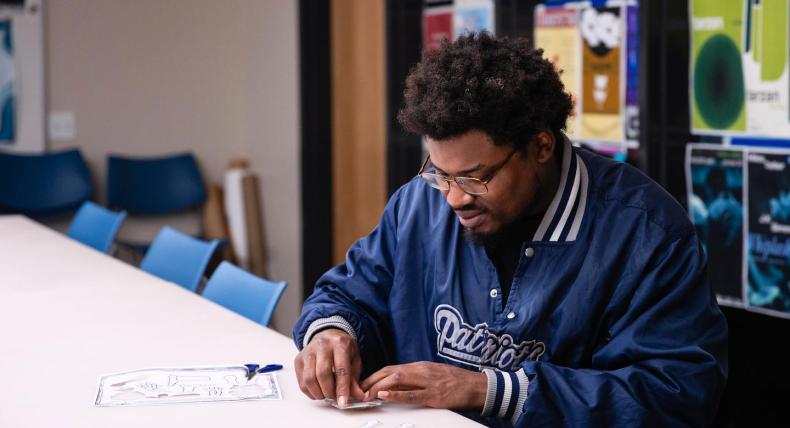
[0,149,93,216]
[202,261,287,326]
[106,153,206,214]
[66,201,127,253]
[140,226,219,292]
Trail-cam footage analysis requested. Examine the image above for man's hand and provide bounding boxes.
[360,361,487,411]
[294,328,364,406]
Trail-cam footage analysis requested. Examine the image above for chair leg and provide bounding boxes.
[113,242,145,266]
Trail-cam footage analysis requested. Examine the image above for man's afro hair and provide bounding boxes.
[398,32,573,149]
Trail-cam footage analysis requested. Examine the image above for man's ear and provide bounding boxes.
[532,129,556,164]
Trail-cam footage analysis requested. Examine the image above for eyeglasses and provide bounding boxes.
[417,148,518,195]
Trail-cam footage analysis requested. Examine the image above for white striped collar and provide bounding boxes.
[531,136,589,242]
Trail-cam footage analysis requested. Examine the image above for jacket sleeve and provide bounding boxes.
[292,189,402,376]
[487,228,728,427]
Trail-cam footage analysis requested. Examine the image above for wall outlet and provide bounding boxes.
[48,111,76,141]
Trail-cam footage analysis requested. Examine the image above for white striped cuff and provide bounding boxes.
[303,315,358,348]
[482,369,497,416]
[480,368,530,424]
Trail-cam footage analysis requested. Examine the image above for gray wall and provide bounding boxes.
[46,0,303,335]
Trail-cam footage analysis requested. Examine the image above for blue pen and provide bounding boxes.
[257,364,283,374]
[244,364,259,381]
[244,363,283,381]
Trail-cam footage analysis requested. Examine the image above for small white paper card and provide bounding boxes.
[95,366,281,406]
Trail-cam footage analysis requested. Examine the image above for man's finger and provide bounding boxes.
[350,379,366,400]
[349,356,365,400]
[363,368,423,401]
[314,348,335,399]
[301,353,323,399]
[294,354,311,398]
[360,365,394,391]
[377,389,428,406]
[332,345,353,406]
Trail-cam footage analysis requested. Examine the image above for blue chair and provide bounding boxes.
[202,261,287,326]
[107,153,206,215]
[66,201,127,253]
[0,149,93,216]
[140,226,219,292]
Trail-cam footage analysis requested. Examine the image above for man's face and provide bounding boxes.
[425,129,556,240]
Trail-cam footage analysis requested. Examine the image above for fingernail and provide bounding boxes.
[338,395,347,407]
[364,390,369,400]
[377,391,389,399]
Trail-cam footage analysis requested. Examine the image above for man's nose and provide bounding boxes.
[445,181,474,209]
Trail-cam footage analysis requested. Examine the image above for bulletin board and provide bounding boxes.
[0,0,44,153]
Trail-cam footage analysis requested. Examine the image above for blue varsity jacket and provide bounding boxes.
[293,138,728,427]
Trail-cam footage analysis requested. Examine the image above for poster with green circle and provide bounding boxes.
[691,0,790,136]
[690,0,747,132]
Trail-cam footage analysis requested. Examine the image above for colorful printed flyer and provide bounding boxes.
[690,0,790,137]
[453,0,495,38]
[534,4,581,138]
[423,6,453,52]
[579,6,623,142]
[624,4,639,143]
[745,149,790,318]
[686,144,745,307]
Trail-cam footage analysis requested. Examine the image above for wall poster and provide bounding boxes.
[453,0,495,38]
[423,5,453,52]
[579,5,623,143]
[533,1,638,157]
[0,19,15,143]
[686,144,790,319]
[745,149,790,318]
[690,0,790,138]
[686,144,745,307]
[0,0,44,153]
[534,4,581,138]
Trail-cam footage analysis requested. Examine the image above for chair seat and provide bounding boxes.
[117,236,229,258]
[66,201,127,253]
[202,261,287,326]
[140,226,219,292]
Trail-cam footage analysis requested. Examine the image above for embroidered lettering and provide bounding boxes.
[434,304,546,371]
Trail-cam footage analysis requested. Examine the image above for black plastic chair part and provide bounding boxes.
[0,149,93,216]
[106,153,206,215]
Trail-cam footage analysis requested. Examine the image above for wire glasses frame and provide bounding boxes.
[416,148,518,195]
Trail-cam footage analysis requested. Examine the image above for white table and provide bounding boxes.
[0,216,483,427]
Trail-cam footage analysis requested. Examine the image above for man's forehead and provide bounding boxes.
[425,132,508,174]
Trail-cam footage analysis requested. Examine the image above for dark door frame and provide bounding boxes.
[299,0,333,298]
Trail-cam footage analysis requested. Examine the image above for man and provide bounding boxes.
[293,33,727,427]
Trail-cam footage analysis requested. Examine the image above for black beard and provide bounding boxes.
[462,172,547,247]
[462,227,490,245]
[462,213,540,247]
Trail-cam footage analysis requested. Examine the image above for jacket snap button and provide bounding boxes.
[524,247,534,257]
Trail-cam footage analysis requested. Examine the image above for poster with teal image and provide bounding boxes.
[0,19,15,144]
[686,144,745,307]
[746,150,790,318]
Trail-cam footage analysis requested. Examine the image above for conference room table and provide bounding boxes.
[0,215,483,427]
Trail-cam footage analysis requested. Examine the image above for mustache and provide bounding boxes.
[454,203,485,213]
